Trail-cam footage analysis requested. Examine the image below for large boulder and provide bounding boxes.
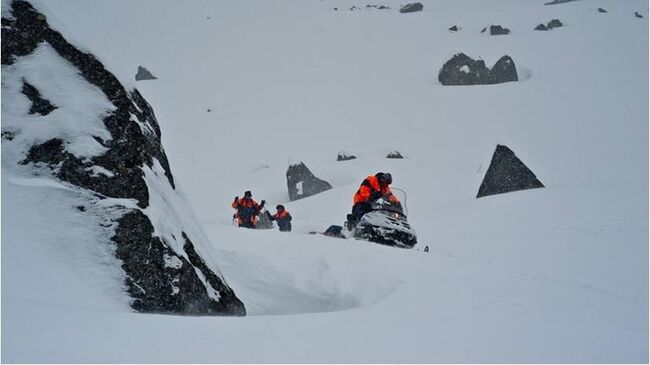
[286,162,332,201]
[438,53,518,86]
[2,0,245,316]
[399,3,423,13]
[477,145,544,198]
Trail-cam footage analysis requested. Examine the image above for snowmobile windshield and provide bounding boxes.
[369,188,408,217]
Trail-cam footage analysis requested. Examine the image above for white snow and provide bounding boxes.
[2,0,648,363]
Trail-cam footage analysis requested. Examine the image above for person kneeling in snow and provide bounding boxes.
[232,190,265,228]
[266,204,292,232]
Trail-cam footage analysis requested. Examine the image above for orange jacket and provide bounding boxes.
[232,197,260,225]
[353,175,400,205]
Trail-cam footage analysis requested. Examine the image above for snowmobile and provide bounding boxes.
[346,189,418,249]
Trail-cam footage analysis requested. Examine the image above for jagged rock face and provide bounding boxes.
[2,0,245,316]
[135,66,157,81]
[286,162,332,201]
[477,145,544,198]
[438,53,518,86]
[399,3,423,13]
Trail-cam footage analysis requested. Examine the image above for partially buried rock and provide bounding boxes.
[489,25,510,35]
[547,19,563,28]
[399,3,423,13]
[386,151,404,159]
[598,7,607,13]
[286,161,332,201]
[337,151,357,161]
[438,53,518,86]
[135,66,157,81]
[449,25,459,32]
[476,145,544,198]
[534,23,549,31]
[635,12,643,18]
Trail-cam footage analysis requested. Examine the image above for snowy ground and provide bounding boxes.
[2,0,648,362]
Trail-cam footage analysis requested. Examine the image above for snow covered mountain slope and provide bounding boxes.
[2,0,648,362]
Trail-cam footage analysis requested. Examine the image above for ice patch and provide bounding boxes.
[163,254,183,269]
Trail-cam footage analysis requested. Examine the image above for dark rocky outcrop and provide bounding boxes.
[535,23,549,31]
[2,0,245,316]
[438,53,518,86]
[489,25,511,35]
[544,0,579,5]
[635,12,644,19]
[399,3,423,13]
[337,151,357,161]
[449,25,459,32]
[476,145,544,198]
[535,19,563,31]
[286,162,332,201]
[598,7,607,13]
[386,151,404,159]
[365,4,390,10]
[135,66,157,81]
[21,80,56,115]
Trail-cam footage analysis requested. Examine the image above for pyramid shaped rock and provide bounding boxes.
[286,162,332,201]
[135,66,157,81]
[477,145,544,198]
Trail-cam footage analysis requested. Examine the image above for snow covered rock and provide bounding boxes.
[2,0,245,316]
[135,66,157,81]
[286,161,332,201]
[476,145,544,198]
[438,53,518,86]
[399,3,423,13]
[337,151,357,161]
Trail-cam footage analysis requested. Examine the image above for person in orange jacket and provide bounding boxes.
[266,204,292,232]
[232,191,265,228]
[348,172,400,227]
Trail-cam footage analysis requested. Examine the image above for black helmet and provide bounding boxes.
[376,172,392,185]
[244,190,252,198]
[276,204,285,211]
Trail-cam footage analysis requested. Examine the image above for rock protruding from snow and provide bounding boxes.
[477,145,544,198]
[536,19,563,31]
[399,3,423,13]
[286,162,332,201]
[598,8,607,13]
[635,12,644,19]
[438,53,518,86]
[449,25,459,32]
[489,25,511,35]
[21,80,57,115]
[386,151,404,159]
[135,66,157,81]
[2,0,245,316]
[337,151,357,161]
[544,0,579,5]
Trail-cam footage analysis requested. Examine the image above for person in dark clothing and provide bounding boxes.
[266,204,292,232]
[232,190,265,228]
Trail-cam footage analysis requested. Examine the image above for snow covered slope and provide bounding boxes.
[2,0,648,362]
